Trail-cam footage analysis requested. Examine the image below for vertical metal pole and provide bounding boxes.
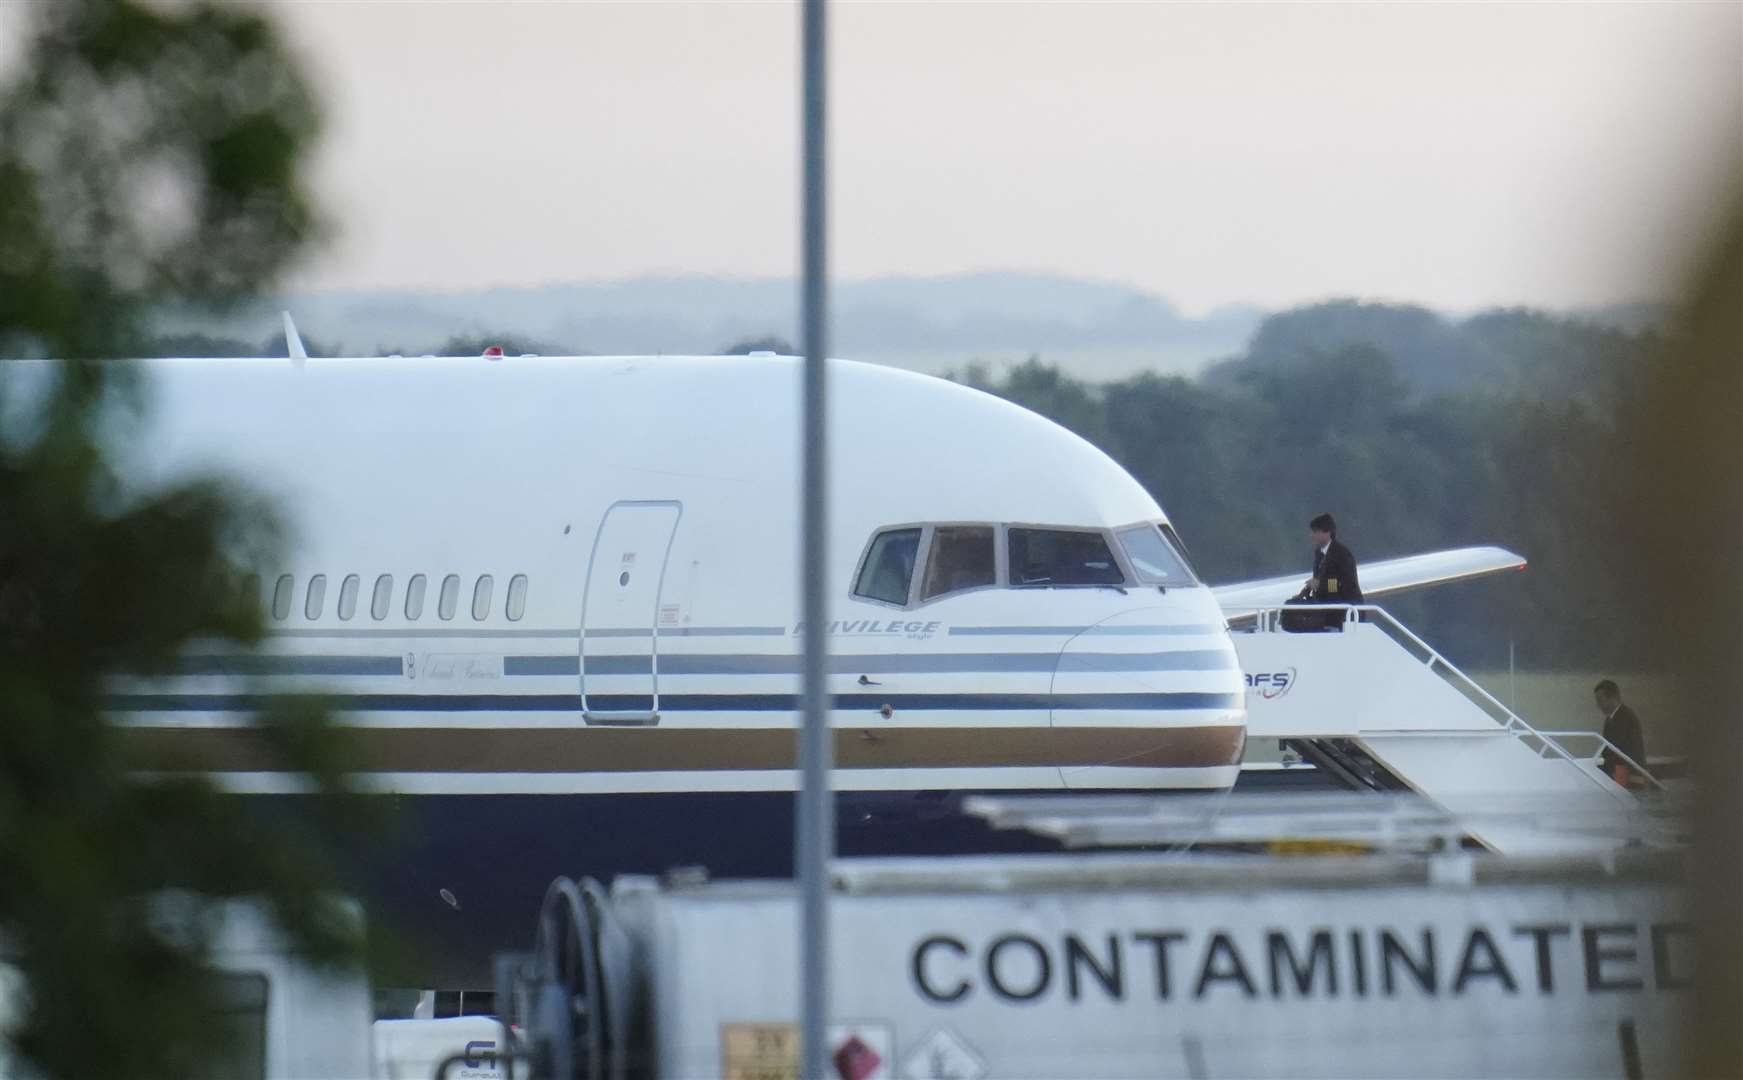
[797,0,832,1076]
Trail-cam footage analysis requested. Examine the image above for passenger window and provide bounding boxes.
[305,574,327,619]
[404,574,427,620]
[920,526,996,600]
[271,574,294,620]
[472,575,494,620]
[438,574,460,620]
[1116,524,1197,587]
[337,574,360,620]
[371,574,393,620]
[1008,528,1125,586]
[854,528,921,606]
[506,574,528,621]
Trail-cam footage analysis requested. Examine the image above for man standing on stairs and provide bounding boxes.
[1594,679,1648,789]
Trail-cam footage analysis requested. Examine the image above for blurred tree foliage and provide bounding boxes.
[955,305,1660,672]
[1621,198,1741,1080]
[0,2,370,1078]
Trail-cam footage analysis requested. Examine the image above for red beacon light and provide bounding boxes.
[481,345,505,360]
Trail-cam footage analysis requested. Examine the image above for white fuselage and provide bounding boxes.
[107,354,1245,795]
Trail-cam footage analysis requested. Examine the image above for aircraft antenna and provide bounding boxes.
[282,311,307,365]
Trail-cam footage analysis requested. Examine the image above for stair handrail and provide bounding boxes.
[1351,605,1666,794]
[1231,602,1662,798]
[1531,731,1667,792]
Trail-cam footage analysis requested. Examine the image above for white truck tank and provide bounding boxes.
[374,1016,507,1080]
[512,852,1686,1079]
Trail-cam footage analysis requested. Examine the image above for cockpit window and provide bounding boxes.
[920,526,996,600]
[1008,528,1125,586]
[1160,523,1199,579]
[854,528,921,606]
[1117,524,1198,587]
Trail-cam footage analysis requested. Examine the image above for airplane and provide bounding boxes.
[64,335,1523,985]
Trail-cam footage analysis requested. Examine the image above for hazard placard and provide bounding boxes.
[721,1022,798,1080]
[900,1028,986,1080]
[828,1023,893,1080]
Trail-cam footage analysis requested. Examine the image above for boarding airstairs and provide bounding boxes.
[1227,604,1664,855]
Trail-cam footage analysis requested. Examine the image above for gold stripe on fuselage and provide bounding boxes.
[123,724,1244,774]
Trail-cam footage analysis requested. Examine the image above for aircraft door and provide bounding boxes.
[580,500,682,725]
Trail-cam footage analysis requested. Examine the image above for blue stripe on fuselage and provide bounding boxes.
[174,655,405,676]
[155,651,1237,678]
[106,691,1242,713]
[947,625,1219,636]
[523,650,1234,677]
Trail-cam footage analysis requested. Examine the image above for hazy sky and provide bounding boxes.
[5,1,1741,313]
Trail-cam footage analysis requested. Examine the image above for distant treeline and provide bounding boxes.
[133,301,1661,671]
[131,331,796,359]
[131,331,563,359]
[952,301,1662,672]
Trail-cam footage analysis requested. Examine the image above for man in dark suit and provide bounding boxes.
[1594,679,1647,789]
[1283,512,1362,630]
[1303,512,1362,606]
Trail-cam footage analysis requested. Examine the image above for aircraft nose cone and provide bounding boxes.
[1051,608,1245,789]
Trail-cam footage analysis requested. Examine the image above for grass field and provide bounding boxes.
[1466,670,1680,759]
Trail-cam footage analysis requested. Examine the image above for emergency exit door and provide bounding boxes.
[580,501,681,725]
